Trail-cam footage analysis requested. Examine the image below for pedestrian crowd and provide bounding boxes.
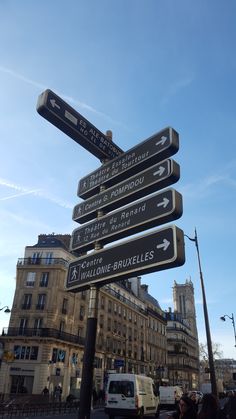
[170,390,236,419]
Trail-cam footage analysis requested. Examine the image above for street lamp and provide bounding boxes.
[220,313,236,347]
[0,306,11,313]
[184,228,217,397]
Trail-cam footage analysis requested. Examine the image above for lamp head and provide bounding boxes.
[0,306,11,313]
[220,316,226,321]
[4,308,11,313]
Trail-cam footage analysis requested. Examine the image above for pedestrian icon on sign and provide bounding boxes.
[71,267,78,281]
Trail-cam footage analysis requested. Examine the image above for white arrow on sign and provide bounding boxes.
[156,136,168,147]
[50,99,60,109]
[153,166,165,177]
[157,197,169,208]
[156,238,170,251]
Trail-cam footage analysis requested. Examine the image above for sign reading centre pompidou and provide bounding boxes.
[65,125,185,292]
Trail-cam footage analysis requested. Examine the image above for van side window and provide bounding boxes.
[108,380,134,397]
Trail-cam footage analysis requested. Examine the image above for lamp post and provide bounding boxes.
[185,228,217,396]
[220,313,236,347]
[0,306,11,313]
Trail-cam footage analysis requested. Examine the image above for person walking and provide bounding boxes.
[189,392,199,414]
[198,393,226,419]
[170,395,197,418]
[223,391,236,419]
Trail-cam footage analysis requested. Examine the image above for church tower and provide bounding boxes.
[173,278,198,339]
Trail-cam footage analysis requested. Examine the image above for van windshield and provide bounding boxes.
[108,380,134,397]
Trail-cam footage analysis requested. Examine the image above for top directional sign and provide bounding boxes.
[36,89,124,161]
[78,127,179,199]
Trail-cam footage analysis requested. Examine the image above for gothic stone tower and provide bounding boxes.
[173,278,198,340]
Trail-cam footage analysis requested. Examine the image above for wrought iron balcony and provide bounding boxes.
[17,258,69,267]
[1,327,85,346]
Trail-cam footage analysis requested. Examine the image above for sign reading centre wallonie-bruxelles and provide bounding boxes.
[71,188,183,253]
[78,126,179,199]
[36,89,123,161]
[66,225,185,292]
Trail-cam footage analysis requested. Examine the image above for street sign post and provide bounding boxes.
[73,159,180,223]
[66,225,185,292]
[78,126,179,199]
[71,188,183,253]
[36,89,123,161]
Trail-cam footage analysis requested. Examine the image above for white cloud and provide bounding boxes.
[0,65,121,125]
[161,74,195,105]
[0,177,73,209]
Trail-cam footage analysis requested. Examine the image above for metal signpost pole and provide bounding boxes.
[78,286,99,419]
[78,157,111,419]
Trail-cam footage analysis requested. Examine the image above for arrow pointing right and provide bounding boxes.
[156,135,168,147]
[157,197,169,208]
[156,239,170,251]
[153,165,165,177]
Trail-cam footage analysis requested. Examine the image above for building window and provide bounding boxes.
[59,321,65,332]
[123,324,127,337]
[19,318,28,335]
[129,311,132,322]
[36,294,46,310]
[45,252,53,265]
[123,308,126,319]
[40,272,49,287]
[108,300,112,313]
[99,315,104,329]
[79,306,84,321]
[22,294,32,309]
[14,345,38,360]
[62,298,68,314]
[78,327,83,338]
[81,290,87,300]
[100,296,105,309]
[94,357,102,368]
[26,272,36,287]
[32,252,41,264]
[51,348,66,363]
[107,318,111,331]
[33,318,42,334]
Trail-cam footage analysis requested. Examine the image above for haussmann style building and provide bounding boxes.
[0,234,200,399]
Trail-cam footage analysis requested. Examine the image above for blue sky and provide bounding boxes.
[0,0,236,359]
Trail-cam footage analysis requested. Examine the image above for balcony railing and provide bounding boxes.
[17,258,69,267]
[1,327,85,346]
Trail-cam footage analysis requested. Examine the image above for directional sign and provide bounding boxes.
[78,126,179,199]
[36,89,123,161]
[71,189,183,253]
[66,225,185,292]
[73,159,180,224]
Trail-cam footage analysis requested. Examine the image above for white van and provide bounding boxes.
[159,385,183,407]
[105,373,160,419]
